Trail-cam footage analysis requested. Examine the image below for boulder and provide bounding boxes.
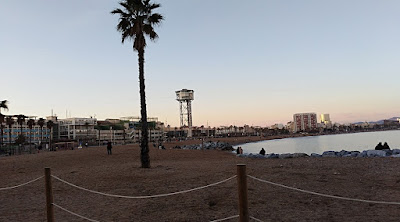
[392,149,400,155]
[357,151,368,157]
[322,151,337,157]
[391,154,400,158]
[293,153,309,158]
[338,150,350,157]
[279,153,293,159]
[366,150,387,157]
[311,153,322,157]
[266,153,279,159]
[350,151,360,157]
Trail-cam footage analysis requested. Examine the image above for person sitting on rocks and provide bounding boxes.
[375,142,384,150]
[236,147,241,154]
[383,142,390,150]
[259,148,266,156]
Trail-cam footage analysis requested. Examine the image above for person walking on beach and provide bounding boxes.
[107,141,112,155]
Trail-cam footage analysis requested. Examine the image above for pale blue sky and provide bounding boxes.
[1,0,399,127]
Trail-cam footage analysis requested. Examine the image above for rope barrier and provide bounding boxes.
[52,203,100,222]
[248,175,400,205]
[52,175,237,199]
[0,176,43,191]
[210,215,239,222]
[250,216,264,222]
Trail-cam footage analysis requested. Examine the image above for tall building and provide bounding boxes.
[320,114,332,125]
[293,113,317,132]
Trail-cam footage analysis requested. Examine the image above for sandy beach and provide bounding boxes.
[1,137,400,221]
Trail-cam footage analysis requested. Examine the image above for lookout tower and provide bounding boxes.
[176,89,194,137]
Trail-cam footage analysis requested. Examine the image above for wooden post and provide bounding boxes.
[237,164,249,222]
[45,167,54,222]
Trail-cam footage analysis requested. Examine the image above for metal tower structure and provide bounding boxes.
[176,89,194,137]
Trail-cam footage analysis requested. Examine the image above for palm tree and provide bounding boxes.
[0,114,5,147]
[37,118,45,145]
[47,120,54,150]
[27,119,35,153]
[111,0,163,168]
[16,114,27,136]
[5,116,14,154]
[0,100,8,115]
[0,101,9,149]
[15,115,27,154]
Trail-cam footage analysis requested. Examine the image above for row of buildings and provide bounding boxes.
[0,116,166,146]
[1,112,398,146]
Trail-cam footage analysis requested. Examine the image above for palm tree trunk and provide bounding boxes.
[138,48,150,168]
[0,128,3,148]
[8,129,12,155]
[30,129,32,154]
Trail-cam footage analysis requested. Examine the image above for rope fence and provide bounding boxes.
[4,164,400,222]
[51,175,236,199]
[210,215,239,222]
[250,216,264,222]
[0,176,43,191]
[248,175,400,205]
[52,203,100,222]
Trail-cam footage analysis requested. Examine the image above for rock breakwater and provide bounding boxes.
[237,149,400,159]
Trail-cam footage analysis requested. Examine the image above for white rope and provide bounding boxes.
[52,203,100,222]
[248,175,400,205]
[0,176,43,191]
[52,175,236,199]
[250,216,264,222]
[210,215,239,222]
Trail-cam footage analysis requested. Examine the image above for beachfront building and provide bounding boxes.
[58,117,97,141]
[121,116,165,142]
[293,113,318,133]
[96,119,129,144]
[1,115,52,145]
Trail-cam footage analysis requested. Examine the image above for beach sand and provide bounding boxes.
[1,137,400,221]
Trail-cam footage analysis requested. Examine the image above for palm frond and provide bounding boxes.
[112,0,162,51]
[147,13,163,25]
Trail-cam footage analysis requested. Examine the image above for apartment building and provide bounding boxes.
[1,116,52,144]
[58,117,97,141]
[293,113,317,132]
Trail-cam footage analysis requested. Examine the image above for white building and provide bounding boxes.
[58,117,97,141]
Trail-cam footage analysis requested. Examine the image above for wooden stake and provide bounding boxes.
[45,167,54,222]
[237,164,249,222]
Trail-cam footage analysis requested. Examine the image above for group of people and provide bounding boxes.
[236,147,266,155]
[375,142,390,150]
[236,147,243,154]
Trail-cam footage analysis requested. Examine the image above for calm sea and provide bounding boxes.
[234,130,400,155]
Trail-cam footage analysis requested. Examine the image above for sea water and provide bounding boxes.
[234,130,400,155]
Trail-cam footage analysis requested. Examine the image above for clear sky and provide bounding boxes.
[1,0,399,127]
